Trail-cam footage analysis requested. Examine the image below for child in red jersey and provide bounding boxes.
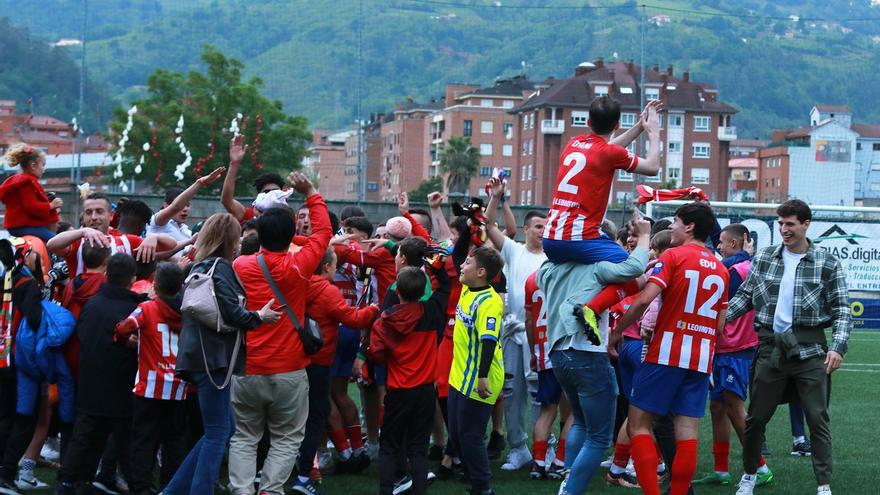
[610,202,729,495]
[0,144,62,243]
[114,262,187,495]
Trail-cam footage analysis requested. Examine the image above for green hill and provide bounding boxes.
[2,0,880,137]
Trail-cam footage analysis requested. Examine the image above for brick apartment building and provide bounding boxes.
[302,129,355,200]
[509,59,738,206]
[377,99,442,201]
[757,105,880,206]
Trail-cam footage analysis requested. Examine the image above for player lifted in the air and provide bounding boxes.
[542,96,662,343]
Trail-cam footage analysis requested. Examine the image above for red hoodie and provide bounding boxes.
[233,194,332,375]
[365,268,450,389]
[306,275,378,366]
[0,173,59,229]
[60,273,105,379]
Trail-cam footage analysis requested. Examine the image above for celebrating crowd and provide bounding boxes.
[0,96,851,495]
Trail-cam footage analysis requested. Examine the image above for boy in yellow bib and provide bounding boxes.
[447,246,505,495]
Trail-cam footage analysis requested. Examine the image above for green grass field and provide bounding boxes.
[32,330,878,495]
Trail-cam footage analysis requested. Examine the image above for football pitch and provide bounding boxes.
[30,331,877,494]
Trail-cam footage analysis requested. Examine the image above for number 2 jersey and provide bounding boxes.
[646,243,729,374]
[543,134,638,242]
[524,272,551,371]
[115,297,187,400]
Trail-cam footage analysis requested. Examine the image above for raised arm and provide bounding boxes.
[629,101,662,177]
[595,215,651,285]
[397,192,432,242]
[220,136,248,221]
[427,192,453,243]
[289,172,332,277]
[155,167,225,227]
[483,177,508,251]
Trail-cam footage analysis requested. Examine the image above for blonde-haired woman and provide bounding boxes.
[167,213,279,495]
[0,143,63,242]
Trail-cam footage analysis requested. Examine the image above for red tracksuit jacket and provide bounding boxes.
[0,173,59,229]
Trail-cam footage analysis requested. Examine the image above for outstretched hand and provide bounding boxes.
[197,167,226,186]
[427,191,444,208]
[398,192,410,215]
[229,135,247,164]
[288,171,316,196]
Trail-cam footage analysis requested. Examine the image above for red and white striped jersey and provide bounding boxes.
[645,243,729,374]
[66,234,143,277]
[524,272,551,371]
[543,134,638,242]
[115,298,187,400]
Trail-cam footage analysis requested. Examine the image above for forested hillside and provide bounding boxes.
[2,0,880,136]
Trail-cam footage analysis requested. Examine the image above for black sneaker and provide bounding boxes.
[791,439,812,457]
[529,462,547,480]
[436,464,455,481]
[486,431,506,461]
[428,444,445,461]
[352,451,371,473]
[0,478,22,495]
[392,475,413,495]
[546,463,566,480]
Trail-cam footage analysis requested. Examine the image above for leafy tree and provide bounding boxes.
[106,45,310,192]
[438,136,480,198]
[408,176,443,203]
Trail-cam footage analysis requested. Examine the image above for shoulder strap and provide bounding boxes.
[257,254,302,330]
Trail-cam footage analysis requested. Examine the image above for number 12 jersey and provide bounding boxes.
[543,134,638,242]
[646,243,730,374]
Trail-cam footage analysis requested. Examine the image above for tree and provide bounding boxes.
[408,176,443,203]
[438,136,481,198]
[106,45,310,192]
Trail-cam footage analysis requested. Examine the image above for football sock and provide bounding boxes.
[631,434,660,495]
[713,441,730,473]
[670,439,698,495]
[587,280,642,315]
[346,424,365,451]
[328,429,351,458]
[533,440,547,467]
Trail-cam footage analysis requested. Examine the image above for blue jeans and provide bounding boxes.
[7,226,55,243]
[163,371,235,495]
[551,349,618,495]
[542,235,628,265]
[789,399,806,438]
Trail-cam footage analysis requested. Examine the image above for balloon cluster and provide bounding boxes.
[229,113,242,138]
[113,105,138,192]
[173,114,192,181]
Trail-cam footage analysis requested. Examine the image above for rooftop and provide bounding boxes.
[815,105,851,113]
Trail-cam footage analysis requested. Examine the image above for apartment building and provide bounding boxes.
[302,129,355,200]
[378,99,441,201]
[509,59,738,206]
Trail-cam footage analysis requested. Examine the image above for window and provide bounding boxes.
[646,87,660,100]
[503,100,515,109]
[528,139,533,155]
[481,99,493,107]
[367,182,378,192]
[502,144,513,156]
[480,121,494,134]
[527,190,532,205]
[620,86,634,95]
[480,143,493,156]
[618,170,633,181]
[530,113,536,128]
[871,183,880,192]
[503,122,513,138]
[527,164,533,180]
[694,115,711,131]
[668,168,680,179]
[692,142,711,158]
[658,114,665,129]
[571,111,589,127]
[669,114,683,127]
[480,166,492,177]
[874,143,880,151]
[856,143,862,150]
[666,83,677,91]
[871,162,880,171]
[593,85,609,96]
[620,113,637,129]
[691,168,710,184]
[626,142,636,154]
[521,190,526,204]
[463,120,472,137]
[668,141,681,153]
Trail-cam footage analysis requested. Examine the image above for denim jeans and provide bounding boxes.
[163,371,235,495]
[551,349,618,495]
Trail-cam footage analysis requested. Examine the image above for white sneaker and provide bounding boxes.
[736,474,757,495]
[39,442,60,463]
[501,445,532,471]
[817,486,832,495]
[557,477,569,495]
[15,459,47,491]
[317,448,334,471]
[600,454,614,469]
[365,441,380,460]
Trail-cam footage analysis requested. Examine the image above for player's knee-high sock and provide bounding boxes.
[670,439,698,495]
[586,279,641,315]
[713,441,730,473]
[630,434,660,495]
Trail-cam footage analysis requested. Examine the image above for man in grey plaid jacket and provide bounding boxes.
[727,199,850,495]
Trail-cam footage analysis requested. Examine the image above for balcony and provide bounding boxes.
[541,119,565,135]
[717,126,737,141]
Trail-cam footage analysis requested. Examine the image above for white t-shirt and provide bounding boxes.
[146,213,192,242]
[500,238,547,324]
[773,247,806,334]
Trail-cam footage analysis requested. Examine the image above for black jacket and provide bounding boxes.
[175,256,262,380]
[76,283,147,418]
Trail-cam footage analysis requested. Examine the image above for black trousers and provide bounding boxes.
[58,412,131,486]
[447,388,493,493]
[129,396,187,495]
[379,384,435,495]
[297,365,331,475]
[0,371,40,482]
